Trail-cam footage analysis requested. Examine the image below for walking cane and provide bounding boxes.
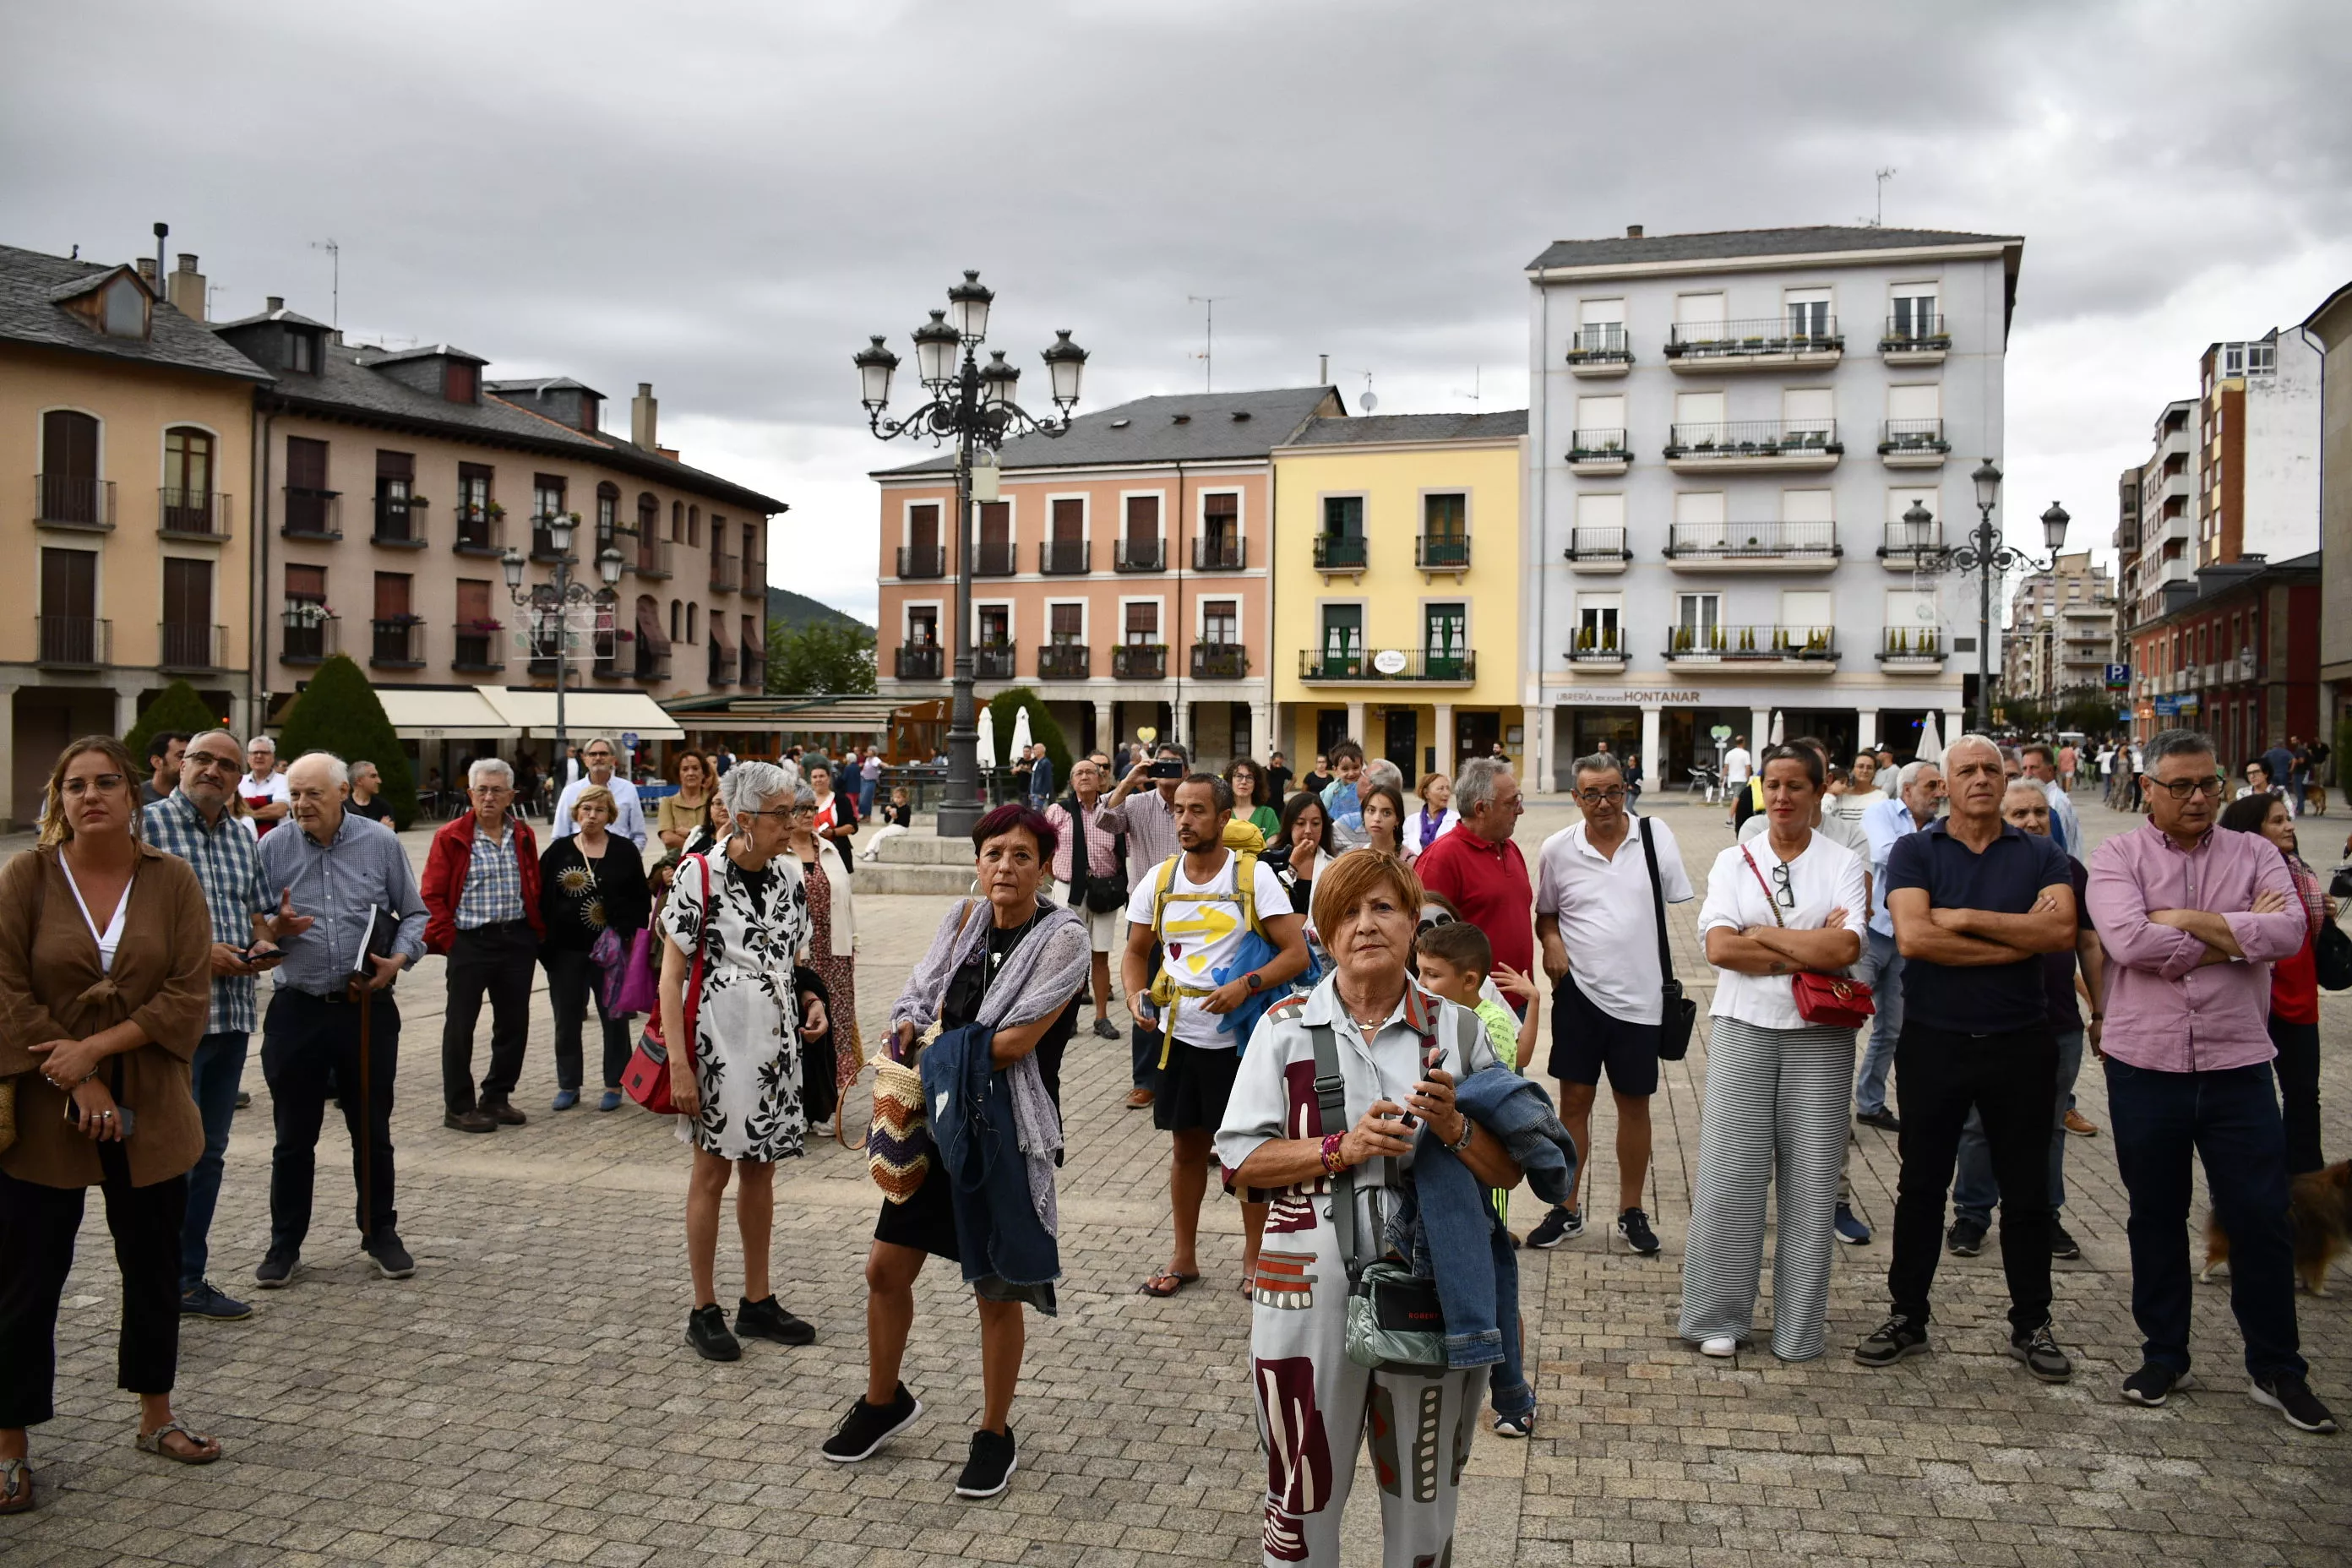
[349,972,372,1247]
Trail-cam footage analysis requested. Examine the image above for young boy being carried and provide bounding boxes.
[1320,739,1369,849]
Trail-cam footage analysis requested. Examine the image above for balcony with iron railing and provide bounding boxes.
[1568,626,1627,667]
[1664,315,1843,369]
[710,553,739,593]
[739,644,762,686]
[35,616,110,668]
[1878,627,1946,667]
[634,646,672,683]
[452,504,504,557]
[1879,518,1947,569]
[280,602,336,664]
[897,542,946,578]
[974,642,1017,679]
[1298,649,1477,683]
[369,618,426,669]
[594,638,626,680]
[1194,536,1244,572]
[1567,427,1630,475]
[1112,643,1167,680]
[1878,418,1950,467]
[452,623,506,673]
[281,486,341,539]
[1114,539,1165,573]
[896,643,944,680]
[1190,643,1249,679]
[158,622,226,672]
[1663,623,1838,667]
[1880,313,1951,362]
[971,542,1016,578]
[1313,534,1369,574]
[1565,525,1630,571]
[158,487,231,540]
[35,474,115,531]
[373,494,429,548]
[1416,535,1471,572]
[1039,538,1090,575]
[530,514,570,562]
[1037,643,1091,680]
[1663,420,1841,471]
[1565,324,1631,373]
[707,642,733,687]
[634,532,672,577]
[1664,520,1839,570]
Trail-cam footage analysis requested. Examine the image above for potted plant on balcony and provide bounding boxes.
[487,500,506,519]
[408,493,430,508]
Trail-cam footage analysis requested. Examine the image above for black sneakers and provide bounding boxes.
[955,1426,1018,1499]
[822,1384,924,1462]
[1856,1108,1902,1132]
[1854,1313,1930,1367]
[2122,1364,2188,1407]
[2251,1374,2339,1434]
[1946,1217,1988,1256]
[2008,1320,2073,1382]
[1525,1206,1583,1249]
[685,1304,741,1362]
[1616,1208,1662,1256]
[2049,1220,2081,1260]
[253,1249,302,1289]
[365,1233,416,1280]
[735,1296,815,1347]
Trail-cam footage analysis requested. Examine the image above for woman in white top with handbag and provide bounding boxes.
[1683,743,1869,1363]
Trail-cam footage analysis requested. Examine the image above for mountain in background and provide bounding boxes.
[767,585,870,634]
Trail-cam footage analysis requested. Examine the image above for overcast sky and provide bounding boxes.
[8,0,2347,627]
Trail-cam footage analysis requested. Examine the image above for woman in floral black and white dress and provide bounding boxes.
[660,759,830,1362]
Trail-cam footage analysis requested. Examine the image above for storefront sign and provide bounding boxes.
[1562,689,1705,705]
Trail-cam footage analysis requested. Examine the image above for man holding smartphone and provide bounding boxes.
[142,730,311,1321]
[1102,742,1191,1109]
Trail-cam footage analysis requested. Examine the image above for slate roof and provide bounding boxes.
[210,304,333,332]
[484,375,605,397]
[877,386,1343,475]
[1527,226,2022,272]
[1283,410,1527,446]
[361,342,489,367]
[0,242,272,382]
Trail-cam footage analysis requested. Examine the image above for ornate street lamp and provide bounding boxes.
[502,521,623,768]
[1917,460,2070,730]
[856,273,1087,836]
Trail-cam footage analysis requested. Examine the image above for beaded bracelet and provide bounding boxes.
[1319,1132,1346,1175]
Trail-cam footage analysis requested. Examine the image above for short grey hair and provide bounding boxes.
[719,758,799,818]
[292,750,348,787]
[1453,755,1514,816]
[247,736,276,754]
[467,757,514,787]
[791,785,818,810]
[1945,732,2005,770]
[2142,728,2217,770]
[2003,776,2050,803]
[1571,751,1624,781]
[1896,760,1941,793]
[582,735,618,756]
[1363,759,1403,794]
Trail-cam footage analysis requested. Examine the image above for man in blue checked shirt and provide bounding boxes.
[142,729,313,1322]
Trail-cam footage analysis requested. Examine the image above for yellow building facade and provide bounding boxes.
[1270,411,1526,782]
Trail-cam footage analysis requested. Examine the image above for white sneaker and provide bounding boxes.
[1699,1336,1739,1358]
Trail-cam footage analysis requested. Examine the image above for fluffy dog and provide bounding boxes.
[2303,782,2329,817]
[2202,1161,2352,1294]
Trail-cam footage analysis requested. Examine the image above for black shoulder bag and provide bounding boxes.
[1067,792,1130,915]
[1638,818,1698,1062]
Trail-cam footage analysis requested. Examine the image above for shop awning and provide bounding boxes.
[477,687,686,741]
[373,687,521,741]
[635,598,672,656]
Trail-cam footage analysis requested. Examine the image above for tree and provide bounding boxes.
[124,680,227,766]
[765,618,876,695]
[275,654,419,828]
[984,687,1070,798]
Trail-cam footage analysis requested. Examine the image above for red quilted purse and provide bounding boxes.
[1740,846,1876,1030]
[622,854,710,1113]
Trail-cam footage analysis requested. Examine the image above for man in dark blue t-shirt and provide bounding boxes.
[1857,734,2078,1382]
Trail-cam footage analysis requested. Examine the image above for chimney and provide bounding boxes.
[265,295,284,315]
[1626,224,1644,239]
[1319,353,1329,384]
[167,253,205,321]
[135,257,158,287]
[631,382,658,449]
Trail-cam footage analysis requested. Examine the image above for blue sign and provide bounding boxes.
[2104,663,2131,690]
[621,731,640,752]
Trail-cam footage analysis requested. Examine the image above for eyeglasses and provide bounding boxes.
[2146,775,2227,801]
[1574,787,1627,804]
[1769,862,1795,909]
[61,773,128,797]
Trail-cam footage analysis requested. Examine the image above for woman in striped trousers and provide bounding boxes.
[1684,746,1870,1362]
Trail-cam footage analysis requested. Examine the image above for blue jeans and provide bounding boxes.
[1855,928,1903,1115]
[180,1029,249,1292]
[2104,1056,2304,1381]
[1952,1026,2083,1227]
[858,778,877,818]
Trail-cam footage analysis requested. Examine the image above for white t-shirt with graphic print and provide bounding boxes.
[1127,848,1293,1052]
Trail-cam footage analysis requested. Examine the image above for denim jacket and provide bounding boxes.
[921,1022,1060,1300]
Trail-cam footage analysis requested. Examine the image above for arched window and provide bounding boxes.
[688,504,700,547]
[671,500,683,542]
[39,410,101,525]
[162,427,218,534]
[670,598,682,642]
[687,602,700,644]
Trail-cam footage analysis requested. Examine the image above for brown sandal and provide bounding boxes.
[0,1457,31,1514]
[134,1419,221,1465]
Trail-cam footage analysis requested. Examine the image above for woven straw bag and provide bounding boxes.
[866,1052,932,1203]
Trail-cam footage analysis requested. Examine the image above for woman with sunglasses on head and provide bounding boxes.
[1682,743,1867,1364]
[0,737,225,1511]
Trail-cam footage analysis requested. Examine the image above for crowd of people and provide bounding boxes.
[0,721,2340,1562]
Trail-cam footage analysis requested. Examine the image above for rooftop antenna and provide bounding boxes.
[310,237,340,328]
[1359,370,1378,413]
[1187,295,1224,391]
[1451,364,1482,407]
[1874,167,1897,227]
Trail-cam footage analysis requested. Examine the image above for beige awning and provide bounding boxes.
[476,687,687,741]
[373,687,522,741]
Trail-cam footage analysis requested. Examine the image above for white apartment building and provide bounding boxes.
[2003,552,2115,704]
[2195,328,2322,567]
[1522,225,2023,789]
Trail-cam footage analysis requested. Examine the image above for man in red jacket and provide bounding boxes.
[422,758,544,1133]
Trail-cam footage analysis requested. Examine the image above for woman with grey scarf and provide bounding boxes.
[820,803,1088,1500]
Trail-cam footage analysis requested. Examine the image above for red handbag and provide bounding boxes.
[622,854,710,1113]
[1740,846,1876,1029]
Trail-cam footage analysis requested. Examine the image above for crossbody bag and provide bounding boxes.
[1737,845,1876,1030]
[621,853,709,1115]
[1638,819,1698,1062]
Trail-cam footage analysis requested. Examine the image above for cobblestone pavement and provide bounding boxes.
[6,792,2352,1565]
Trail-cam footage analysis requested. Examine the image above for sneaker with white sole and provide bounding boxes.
[822,1384,923,1462]
[1698,1335,1739,1358]
[2008,1319,2072,1383]
[955,1426,1017,1499]
[2122,1364,2189,1407]
[1616,1207,1661,1256]
[1491,1406,1535,1439]
[1525,1206,1583,1249]
[2251,1374,2338,1434]
[1832,1203,1871,1245]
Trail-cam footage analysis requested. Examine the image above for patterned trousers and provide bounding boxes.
[1249,1189,1485,1567]
[1680,1015,1856,1361]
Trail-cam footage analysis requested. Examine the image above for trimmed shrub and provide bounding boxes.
[123,680,227,769]
[275,655,418,828]
[986,687,1071,799]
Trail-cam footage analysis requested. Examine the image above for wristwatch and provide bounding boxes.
[1244,971,1263,993]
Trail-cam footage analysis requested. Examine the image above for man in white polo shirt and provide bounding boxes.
[1528,750,1695,1255]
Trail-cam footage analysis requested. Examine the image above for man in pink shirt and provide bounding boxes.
[2087,728,2336,1433]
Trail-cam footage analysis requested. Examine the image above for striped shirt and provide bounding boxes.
[141,788,272,1036]
[457,822,526,928]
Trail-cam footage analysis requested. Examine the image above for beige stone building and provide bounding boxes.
[2002,550,2115,706]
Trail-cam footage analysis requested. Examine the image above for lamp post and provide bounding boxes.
[855,271,1087,837]
[1910,460,2069,732]
[502,513,623,771]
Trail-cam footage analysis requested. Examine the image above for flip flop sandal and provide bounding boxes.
[134,1419,221,1466]
[0,1457,31,1514]
[1136,1271,1200,1298]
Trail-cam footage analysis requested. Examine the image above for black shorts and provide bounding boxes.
[874,1162,959,1261]
[1547,975,1661,1097]
[1153,1039,1244,1133]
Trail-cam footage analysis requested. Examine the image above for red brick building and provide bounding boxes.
[2127,552,2318,762]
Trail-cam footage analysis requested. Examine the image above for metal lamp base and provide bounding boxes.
[937,803,983,839]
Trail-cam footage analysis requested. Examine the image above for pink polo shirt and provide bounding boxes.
[2086,819,2306,1074]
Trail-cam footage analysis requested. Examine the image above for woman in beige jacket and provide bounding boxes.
[0,737,222,1511]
